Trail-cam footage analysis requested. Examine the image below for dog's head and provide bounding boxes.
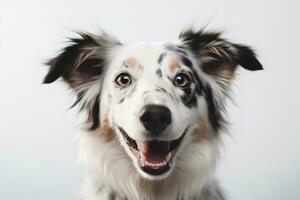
[44,29,262,180]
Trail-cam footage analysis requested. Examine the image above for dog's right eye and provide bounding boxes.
[115,73,132,87]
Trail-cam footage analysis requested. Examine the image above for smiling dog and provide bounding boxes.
[44,28,262,200]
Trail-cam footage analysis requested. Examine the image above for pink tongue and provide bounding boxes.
[137,141,170,164]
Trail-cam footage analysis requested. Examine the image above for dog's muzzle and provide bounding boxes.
[117,105,187,178]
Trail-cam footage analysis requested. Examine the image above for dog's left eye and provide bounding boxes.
[115,73,132,87]
[173,73,191,88]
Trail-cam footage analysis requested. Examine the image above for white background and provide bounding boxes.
[1,0,299,199]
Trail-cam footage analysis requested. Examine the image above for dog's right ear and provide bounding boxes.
[44,32,121,130]
[43,32,121,89]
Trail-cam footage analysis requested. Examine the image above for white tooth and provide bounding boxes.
[140,152,145,163]
[167,153,171,161]
[144,160,168,167]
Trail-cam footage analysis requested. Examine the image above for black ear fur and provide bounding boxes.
[43,32,120,88]
[179,28,263,74]
[232,43,263,71]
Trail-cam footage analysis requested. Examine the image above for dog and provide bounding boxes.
[43,27,262,200]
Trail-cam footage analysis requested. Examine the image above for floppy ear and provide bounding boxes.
[44,32,120,87]
[179,28,263,80]
[44,32,121,130]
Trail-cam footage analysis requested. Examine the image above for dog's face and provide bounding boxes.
[103,43,202,179]
[44,29,262,180]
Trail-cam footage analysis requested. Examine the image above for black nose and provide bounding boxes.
[139,105,172,135]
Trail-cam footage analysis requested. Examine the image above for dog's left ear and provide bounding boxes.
[179,29,263,80]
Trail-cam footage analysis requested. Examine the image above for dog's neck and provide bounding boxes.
[82,174,219,200]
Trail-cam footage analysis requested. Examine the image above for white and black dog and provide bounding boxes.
[44,28,262,200]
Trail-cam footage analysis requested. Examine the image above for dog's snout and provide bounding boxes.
[139,105,172,135]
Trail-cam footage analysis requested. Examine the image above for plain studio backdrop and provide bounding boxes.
[1,0,299,199]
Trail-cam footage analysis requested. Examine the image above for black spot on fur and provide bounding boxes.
[122,61,129,68]
[203,85,223,132]
[166,44,189,58]
[89,95,100,130]
[109,191,116,200]
[165,44,175,51]
[181,87,197,108]
[174,45,188,56]
[183,87,192,96]
[180,56,193,68]
[165,44,193,69]
[155,68,163,78]
[190,69,203,95]
[138,65,144,70]
[118,98,125,104]
[158,53,166,64]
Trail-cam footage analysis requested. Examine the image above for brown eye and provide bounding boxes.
[115,73,132,87]
[173,73,191,88]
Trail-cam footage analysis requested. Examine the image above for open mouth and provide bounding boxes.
[117,127,187,176]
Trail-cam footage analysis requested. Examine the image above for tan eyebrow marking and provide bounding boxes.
[168,58,179,72]
[125,57,138,67]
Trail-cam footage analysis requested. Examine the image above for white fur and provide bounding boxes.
[76,41,226,200]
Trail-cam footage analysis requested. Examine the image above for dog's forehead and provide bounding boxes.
[111,42,183,72]
[122,42,167,57]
